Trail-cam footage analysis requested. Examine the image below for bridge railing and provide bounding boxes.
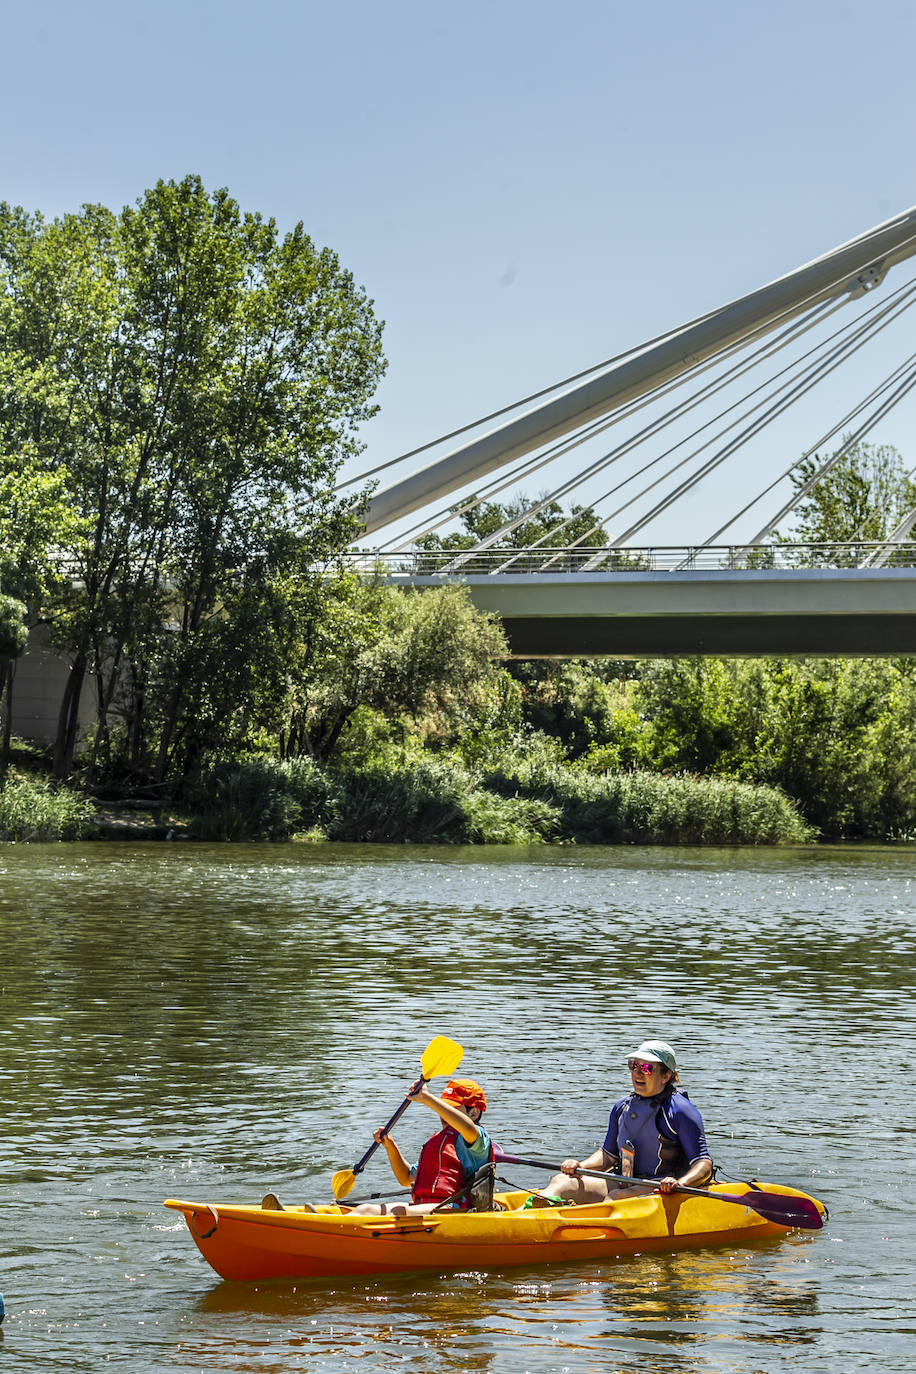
[343,543,916,576]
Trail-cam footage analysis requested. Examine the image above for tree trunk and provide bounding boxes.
[154,680,185,784]
[53,652,88,779]
[128,662,147,774]
[0,658,11,774]
[88,641,127,786]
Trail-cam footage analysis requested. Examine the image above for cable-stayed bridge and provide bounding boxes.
[342,206,916,655]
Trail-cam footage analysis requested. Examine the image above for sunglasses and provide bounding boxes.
[628,1059,663,1074]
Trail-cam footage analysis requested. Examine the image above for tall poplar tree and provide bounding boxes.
[0,177,385,782]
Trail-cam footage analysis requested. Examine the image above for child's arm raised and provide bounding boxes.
[408,1082,480,1145]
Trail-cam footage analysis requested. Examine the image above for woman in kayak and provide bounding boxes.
[349,1077,493,1215]
[533,1039,713,1206]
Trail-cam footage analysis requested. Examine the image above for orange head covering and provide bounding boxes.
[441,1078,487,1113]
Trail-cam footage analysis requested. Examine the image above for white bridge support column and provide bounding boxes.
[363,206,916,537]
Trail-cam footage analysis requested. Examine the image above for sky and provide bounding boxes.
[4,0,916,548]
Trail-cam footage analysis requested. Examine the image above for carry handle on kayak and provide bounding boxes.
[493,1150,824,1230]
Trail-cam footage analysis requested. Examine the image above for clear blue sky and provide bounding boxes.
[4,0,916,545]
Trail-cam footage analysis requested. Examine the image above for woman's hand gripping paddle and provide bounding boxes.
[493,1151,824,1230]
[331,1037,464,1200]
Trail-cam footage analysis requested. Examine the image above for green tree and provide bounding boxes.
[0,177,386,784]
[0,260,85,762]
[283,580,508,764]
[416,493,606,560]
[747,658,916,836]
[786,439,916,548]
[630,656,916,838]
[508,659,640,760]
[0,546,29,770]
[635,659,763,775]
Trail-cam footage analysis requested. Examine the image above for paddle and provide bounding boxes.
[331,1036,464,1200]
[347,1186,413,1205]
[493,1151,824,1230]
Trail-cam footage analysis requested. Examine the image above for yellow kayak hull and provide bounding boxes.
[165,1183,825,1282]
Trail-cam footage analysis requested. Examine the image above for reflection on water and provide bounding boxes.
[0,842,914,1371]
[176,1250,822,1374]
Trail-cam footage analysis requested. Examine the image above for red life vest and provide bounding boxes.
[412,1126,467,1204]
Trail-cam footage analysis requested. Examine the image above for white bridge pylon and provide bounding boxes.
[355,205,916,551]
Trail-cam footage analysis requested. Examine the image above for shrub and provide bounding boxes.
[328,759,471,843]
[0,774,95,841]
[188,753,813,846]
[459,791,562,844]
[483,760,812,845]
[190,758,340,841]
[328,759,563,845]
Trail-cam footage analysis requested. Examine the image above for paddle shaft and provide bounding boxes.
[495,1150,707,1192]
[349,1075,429,1180]
[347,1186,413,1204]
[493,1152,822,1228]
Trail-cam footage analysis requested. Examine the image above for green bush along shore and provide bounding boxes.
[0,773,95,841]
[184,755,813,847]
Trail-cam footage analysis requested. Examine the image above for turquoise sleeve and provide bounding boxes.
[456,1124,492,1174]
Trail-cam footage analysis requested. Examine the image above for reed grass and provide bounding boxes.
[188,754,809,845]
[189,758,340,841]
[0,774,96,841]
[190,756,565,844]
[484,761,814,845]
[328,760,561,844]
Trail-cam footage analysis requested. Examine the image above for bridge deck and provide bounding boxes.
[388,565,916,657]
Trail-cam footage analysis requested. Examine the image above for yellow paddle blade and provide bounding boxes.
[420,1036,464,1081]
[332,1168,357,1200]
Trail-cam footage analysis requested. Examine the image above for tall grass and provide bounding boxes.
[0,775,96,841]
[484,761,814,845]
[190,757,563,844]
[188,755,810,845]
[327,761,468,843]
[189,758,340,841]
[328,760,561,844]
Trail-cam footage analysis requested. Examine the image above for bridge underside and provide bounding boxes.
[496,612,916,657]
[401,569,916,658]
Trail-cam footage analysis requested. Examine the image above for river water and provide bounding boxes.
[1,841,914,1372]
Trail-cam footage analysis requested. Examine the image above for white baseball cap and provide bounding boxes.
[626,1040,678,1073]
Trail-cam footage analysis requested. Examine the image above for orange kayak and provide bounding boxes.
[165,1182,826,1282]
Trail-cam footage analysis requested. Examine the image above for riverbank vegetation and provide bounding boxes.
[184,756,814,845]
[1,178,914,846]
[0,772,95,841]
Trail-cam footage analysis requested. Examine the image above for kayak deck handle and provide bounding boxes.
[189,1205,220,1239]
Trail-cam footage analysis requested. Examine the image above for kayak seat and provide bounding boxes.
[432,1162,499,1213]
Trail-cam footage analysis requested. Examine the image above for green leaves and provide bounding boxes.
[283,580,508,765]
[0,176,386,781]
[787,439,916,546]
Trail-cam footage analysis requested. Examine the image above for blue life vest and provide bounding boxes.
[609,1087,695,1179]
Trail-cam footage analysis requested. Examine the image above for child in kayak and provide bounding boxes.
[349,1077,493,1215]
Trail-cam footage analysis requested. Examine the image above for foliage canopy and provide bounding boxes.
[0,175,386,782]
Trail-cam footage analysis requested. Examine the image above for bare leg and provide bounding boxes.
[348,1200,441,1216]
[534,1173,611,1205]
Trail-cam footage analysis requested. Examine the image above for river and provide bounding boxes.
[1,841,914,1372]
